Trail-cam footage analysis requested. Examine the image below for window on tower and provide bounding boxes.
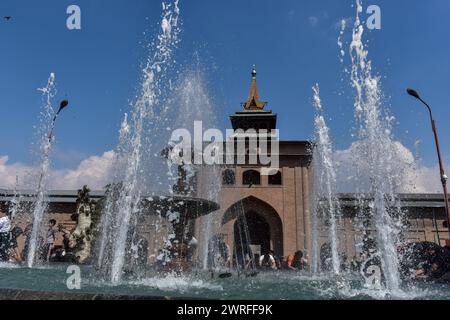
[222,169,236,186]
[268,170,282,185]
[243,170,261,186]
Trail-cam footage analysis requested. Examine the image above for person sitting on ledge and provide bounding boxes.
[412,244,450,283]
[186,233,198,263]
[156,249,170,269]
[0,225,22,263]
[0,212,12,260]
[7,227,23,262]
[285,254,295,271]
[259,250,276,270]
[286,251,308,271]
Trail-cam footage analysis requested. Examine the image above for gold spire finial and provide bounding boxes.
[242,65,267,110]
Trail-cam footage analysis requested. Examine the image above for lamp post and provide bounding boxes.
[49,100,69,140]
[407,88,450,239]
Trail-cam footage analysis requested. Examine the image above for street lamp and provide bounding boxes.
[407,88,450,239]
[48,99,69,141]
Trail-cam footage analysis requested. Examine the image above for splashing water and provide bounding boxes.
[27,73,57,268]
[96,113,131,269]
[348,0,404,294]
[97,1,181,284]
[337,19,347,64]
[312,84,341,275]
[198,165,221,270]
[129,274,223,292]
[8,176,21,220]
[165,67,222,270]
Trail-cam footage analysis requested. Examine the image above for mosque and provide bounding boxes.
[0,67,448,266]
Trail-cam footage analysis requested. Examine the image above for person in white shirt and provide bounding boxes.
[0,213,12,261]
[0,213,11,234]
[156,249,169,268]
[188,236,198,247]
[187,234,198,262]
[259,250,277,270]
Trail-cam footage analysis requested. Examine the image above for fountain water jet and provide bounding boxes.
[97,0,182,284]
[312,84,341,276]
[27,73,58,268]
[348,0,404,293]
[166,67,222,271]
[198,165,221,270]
[96,115,130,269]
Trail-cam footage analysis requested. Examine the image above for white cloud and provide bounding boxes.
[0,156,33,189]
[334,141,448,194]
[1,142,447,194]
[49,151,115,189]
[0,151,116,190]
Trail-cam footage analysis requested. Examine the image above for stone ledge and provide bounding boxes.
[0,288,188,300]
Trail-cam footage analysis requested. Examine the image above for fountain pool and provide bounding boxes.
[0,265,449,300]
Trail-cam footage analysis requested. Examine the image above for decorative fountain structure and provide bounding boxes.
[142,195,219,272]
[58,186,99,264]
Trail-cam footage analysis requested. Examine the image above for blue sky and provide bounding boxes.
[0,0,449,175]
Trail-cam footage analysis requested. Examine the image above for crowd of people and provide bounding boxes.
[0,211,59,263]
[233,240,450,284]
[0,212,25,262]
[398,241,450,282]
[257,250,309,271]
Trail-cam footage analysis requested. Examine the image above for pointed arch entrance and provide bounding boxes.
[222,196,283,265]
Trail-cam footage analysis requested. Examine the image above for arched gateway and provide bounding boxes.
[222,196,283,262]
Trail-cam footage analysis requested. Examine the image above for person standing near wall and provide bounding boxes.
[0,212,12,261]
[42,219,57,262]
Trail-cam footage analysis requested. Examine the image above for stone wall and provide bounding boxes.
[1,192,448,267]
